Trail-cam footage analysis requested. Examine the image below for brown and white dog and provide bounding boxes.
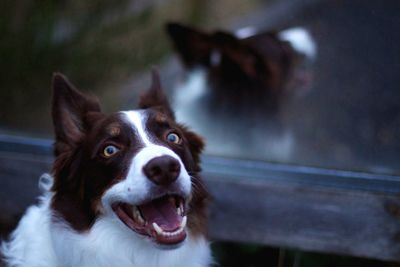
[1,71,211,267]
[166,23,316,161]
[166,22,316,115]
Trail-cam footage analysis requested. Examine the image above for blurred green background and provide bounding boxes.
[0,0,260,136]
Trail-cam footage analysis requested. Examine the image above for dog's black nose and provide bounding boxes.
[143,156,181,186]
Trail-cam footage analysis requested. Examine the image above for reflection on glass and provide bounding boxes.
[1,0,399,175]
[167,0,400,175]
[168,22,315,163]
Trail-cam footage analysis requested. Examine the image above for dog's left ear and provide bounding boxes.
[138,69,175,120]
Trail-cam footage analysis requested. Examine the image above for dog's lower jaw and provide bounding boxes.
[1,194,212,267]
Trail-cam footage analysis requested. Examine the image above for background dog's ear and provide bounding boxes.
[52,73,101,155]
[166,22,214,68]
[138,69,175,119]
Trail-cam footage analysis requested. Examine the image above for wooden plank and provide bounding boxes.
[0,136,399,261]
[206,175,400,261]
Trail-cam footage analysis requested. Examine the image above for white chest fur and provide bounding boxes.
[1,195,211,267]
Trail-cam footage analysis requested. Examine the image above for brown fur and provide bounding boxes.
[139,73,208,237]
[50,72,207,238]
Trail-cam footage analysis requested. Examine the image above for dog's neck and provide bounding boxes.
[2,191,211,267]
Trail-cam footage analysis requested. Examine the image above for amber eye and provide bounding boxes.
[166,132,181,144]
[103,145,119,157]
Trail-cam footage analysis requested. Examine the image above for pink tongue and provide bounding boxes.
[139,198,181,231]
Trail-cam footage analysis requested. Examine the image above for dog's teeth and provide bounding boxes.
[177,206,184,216]
[177,202,184,216]
[181,216,187,229]
[152,222,163,235]
[133,207,145,225]
[152,221,186,238]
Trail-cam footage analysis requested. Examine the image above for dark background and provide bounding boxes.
[1,0,399,266]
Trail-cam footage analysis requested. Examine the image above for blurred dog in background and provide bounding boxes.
[166,23,316,160]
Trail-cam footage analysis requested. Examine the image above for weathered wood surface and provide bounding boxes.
[0,136,400,262]
[207,176,400,261]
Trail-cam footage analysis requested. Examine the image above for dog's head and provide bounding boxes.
[166,23,315,113]
[166,22,296,92]
[50,70,207,247]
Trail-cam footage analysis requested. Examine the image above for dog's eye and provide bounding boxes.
[103,145,119,157]
[166,132,181,144]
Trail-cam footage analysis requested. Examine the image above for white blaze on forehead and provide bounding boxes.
[121,110,186,163]
[101,110,192,206]
[122,110,153,145]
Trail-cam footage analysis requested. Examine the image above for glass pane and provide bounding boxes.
[168,0,400,175]
[1,0,399,175]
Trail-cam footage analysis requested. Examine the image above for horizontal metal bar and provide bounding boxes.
[202,156,400,195]
[1,134,399,194]
[0,134,53,155]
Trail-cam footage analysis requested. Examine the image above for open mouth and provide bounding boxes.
[112,195,187,245]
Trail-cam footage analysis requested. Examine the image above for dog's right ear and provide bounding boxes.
[138,69,175,120]
[52,73,101,156]
[166,22,214,68]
